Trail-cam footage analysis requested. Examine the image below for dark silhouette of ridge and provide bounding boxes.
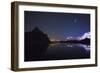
[51,38,90,45]
[25,27,50,61]
[58,38,90,45]
[80,38,90,45]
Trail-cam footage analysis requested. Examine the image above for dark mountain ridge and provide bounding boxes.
[25,27,50,61]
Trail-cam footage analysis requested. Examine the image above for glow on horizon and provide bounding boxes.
[50,38,61,41]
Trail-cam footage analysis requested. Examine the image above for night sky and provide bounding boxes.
[24,11,90,40]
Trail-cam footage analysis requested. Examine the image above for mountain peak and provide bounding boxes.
[79,32,90,40]
[66,32,90,41]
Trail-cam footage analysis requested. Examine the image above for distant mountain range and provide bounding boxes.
[77,32,90,40]
[66,32,90,41]
[51,32,90,45]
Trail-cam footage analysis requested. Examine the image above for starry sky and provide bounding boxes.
[24,11,90,40]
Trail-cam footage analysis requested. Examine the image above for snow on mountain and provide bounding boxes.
[77,32,90,40]
[66,32,90,41]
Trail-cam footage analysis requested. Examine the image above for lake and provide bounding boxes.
[28,43,90,61]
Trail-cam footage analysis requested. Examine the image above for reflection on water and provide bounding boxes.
[25,43,90,61]
[50,43,90,51]
[64,43,90,51]
[43,43,90,60]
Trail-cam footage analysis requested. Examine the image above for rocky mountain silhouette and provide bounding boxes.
[25,27,50,61]
[80,38,90,45]
[60,38,90,45]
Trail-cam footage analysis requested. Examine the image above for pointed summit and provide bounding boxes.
[34,27,40,31]
[32,27,42,33]
[28,27,50,44]
[25,27,50,61]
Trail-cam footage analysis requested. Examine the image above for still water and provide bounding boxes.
[41,43,90,60]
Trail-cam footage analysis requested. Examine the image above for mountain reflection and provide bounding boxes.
[64,43,90,51]
[44,43,90,60]
[50,43,90,51]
